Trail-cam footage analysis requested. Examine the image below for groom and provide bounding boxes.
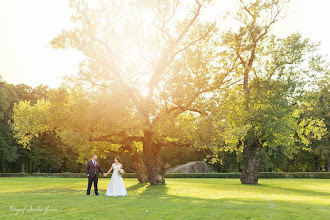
[86,154,106,195]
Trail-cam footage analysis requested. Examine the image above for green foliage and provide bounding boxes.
[5,0,330,179]
[0,78,81,174]
[299,76,330,161]
[12,0,221,182]
[193,0,329,168]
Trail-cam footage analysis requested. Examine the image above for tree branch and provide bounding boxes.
[75,4,144,112]
[239,0,254,18]
[172,0,202,47]
[89,134,144,144]
[146,0,203,107]
[174,29,211,56]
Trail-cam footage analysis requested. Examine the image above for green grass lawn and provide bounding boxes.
[0,178,329,219]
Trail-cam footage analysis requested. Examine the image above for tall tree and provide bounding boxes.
[194,0,328,184]
[13,0,233,184]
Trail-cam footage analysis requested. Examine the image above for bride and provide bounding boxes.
[105,156,127,197]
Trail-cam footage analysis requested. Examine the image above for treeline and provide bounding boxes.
[0,80,79,173]
[0,77,328,174]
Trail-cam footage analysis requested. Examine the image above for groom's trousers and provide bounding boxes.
[87,174,99,195]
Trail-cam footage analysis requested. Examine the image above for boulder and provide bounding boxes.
[167,161,214,173]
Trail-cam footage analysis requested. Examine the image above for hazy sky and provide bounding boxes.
[0,0,329,88]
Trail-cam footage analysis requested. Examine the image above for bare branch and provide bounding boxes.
[89,134,144,144]
[174,29,211,56]
[172,0,202,47]
[239,0,254,18]
[160,141,191,148]
[146,0,203,107]
[152,7,173,43]
[74,4,144,110]
[237,52,246,67]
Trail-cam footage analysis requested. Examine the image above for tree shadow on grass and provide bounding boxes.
[126,182,169,196]
[123,184,329,220]
[126,183,149,192]
[257,184,330,198]
[139,184,169,196]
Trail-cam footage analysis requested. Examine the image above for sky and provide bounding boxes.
[0,0,329,88]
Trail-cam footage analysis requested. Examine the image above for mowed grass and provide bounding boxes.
[0,178,329,219]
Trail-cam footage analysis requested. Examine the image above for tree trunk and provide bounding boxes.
[7,163,11,173]
[143,131,165,185]
[327,161,330,172]
[130,151,149,183]
[28,158,30,173]
[240,140,261,184]
[314,163,320,172]
[21,160,25,173]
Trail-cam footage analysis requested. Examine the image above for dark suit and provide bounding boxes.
[86,160,104,195]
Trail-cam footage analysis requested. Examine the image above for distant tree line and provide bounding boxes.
[0,80,79,173]
[1,76,328,173]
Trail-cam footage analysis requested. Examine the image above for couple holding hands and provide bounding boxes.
[86,154,127,196]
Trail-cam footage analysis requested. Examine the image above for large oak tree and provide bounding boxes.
[12,0,234,184]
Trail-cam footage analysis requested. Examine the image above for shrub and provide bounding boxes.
[1,172,329,179]
[0,173,31,177]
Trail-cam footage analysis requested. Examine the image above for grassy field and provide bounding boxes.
[0,178,329,219]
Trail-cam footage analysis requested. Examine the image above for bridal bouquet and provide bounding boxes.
[118,169,125,176]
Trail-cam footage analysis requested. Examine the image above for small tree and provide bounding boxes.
[299,76,330,171]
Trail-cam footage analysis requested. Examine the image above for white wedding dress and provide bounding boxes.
[105,163,127,196]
